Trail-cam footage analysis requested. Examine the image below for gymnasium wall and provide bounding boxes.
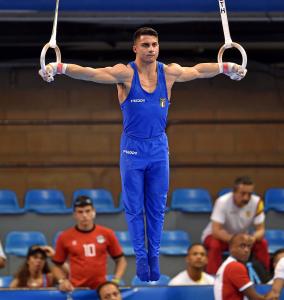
[0,64,283,206]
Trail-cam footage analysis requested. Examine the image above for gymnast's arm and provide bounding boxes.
[165,62,246,83]
[39,63,132,84]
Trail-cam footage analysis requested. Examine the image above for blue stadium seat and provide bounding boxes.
[5,231,47,256]
[0,190,25,214]
[265,229,284,253]
[217,188,233,197]
[265,188,284,212]
[160,230,190,255]
[73,189,123,213]
[106,274,126,286]
[171,188,212,212]
[115,231,135,256]
[0,276,13,288]
[24,189,72,214]
[131,274,171,286]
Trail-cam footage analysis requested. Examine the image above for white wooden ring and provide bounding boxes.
[218,42,247,69]
[40,42,61,73]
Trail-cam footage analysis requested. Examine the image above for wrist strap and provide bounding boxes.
[57,63,67,74]
[219,62,232,74]
[218,62,223,73]
[223,63,229,74]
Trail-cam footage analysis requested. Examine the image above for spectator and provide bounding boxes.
[169,243,214,285]
[0,240,6,268]
[202,176,270,275]
[52,195,127,291]
[97,281,122,300]
[10,245,55,288]
[266,249,284,300]
[214,233,264,300]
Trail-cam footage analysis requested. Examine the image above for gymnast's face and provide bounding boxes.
[133,35,159,64]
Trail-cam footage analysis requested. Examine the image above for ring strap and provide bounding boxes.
[40,0,61,73]
[50,0,60,48]
[218,0,232,46]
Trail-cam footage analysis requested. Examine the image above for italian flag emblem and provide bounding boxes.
[160,98,166,108]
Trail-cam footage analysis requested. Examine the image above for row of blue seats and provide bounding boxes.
[0,187,284,215]
[4,230,190,257]
[3,229,284,257]
[0,189,123,214]
[171,188,284,213]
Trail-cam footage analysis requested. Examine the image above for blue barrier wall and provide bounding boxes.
[0,0,283,12]
[0,286,283,300]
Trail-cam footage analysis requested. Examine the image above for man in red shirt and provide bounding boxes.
[214,233,264,300]
[52,196,127,291]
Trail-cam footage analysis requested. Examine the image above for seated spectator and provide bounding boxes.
[267,249,284,284]
[52,196,127,291]
[169,243,214,285]
[266,249,284,300]
[214,233,264,300]
[202,176,270,275]
[0,240,6,268]
[10,245,55,288]
[97,281,122,300]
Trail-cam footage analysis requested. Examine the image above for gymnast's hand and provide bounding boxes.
[38,63,58,83]
[220,62,247,81]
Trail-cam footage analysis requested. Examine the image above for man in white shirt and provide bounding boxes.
[201,176,270,275]
[266,249,284,300]
[169,243,214,285]
[0,241,6,268]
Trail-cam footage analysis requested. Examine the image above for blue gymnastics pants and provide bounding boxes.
[120,132,169,259]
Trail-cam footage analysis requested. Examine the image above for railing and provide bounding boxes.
[0,285,279,300]
[0,0,283,12]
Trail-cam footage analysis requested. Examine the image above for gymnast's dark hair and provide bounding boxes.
[133,27,158,43]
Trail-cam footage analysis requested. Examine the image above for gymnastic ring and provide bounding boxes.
[217,42,247,70]
[40,42,61,73]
